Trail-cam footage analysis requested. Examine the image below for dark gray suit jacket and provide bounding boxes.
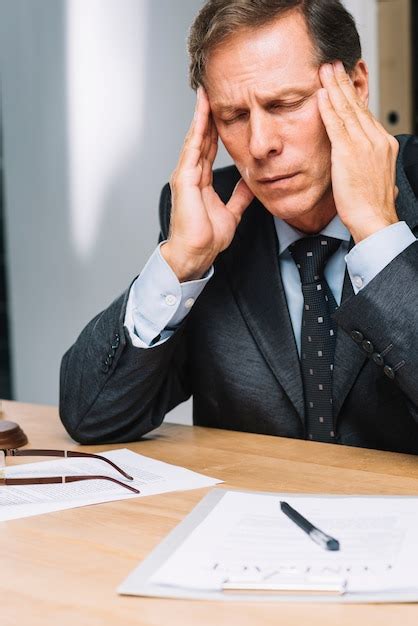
[60,135,418,454]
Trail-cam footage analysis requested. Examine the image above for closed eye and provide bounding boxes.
[270,99,306,111]
[222,112,248,125]
[221,98,307,124]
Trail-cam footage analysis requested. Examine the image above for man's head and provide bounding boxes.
[188,1,367,231]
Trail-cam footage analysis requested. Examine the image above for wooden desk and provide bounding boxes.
[2,400,418,625]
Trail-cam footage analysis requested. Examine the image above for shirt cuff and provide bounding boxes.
[345,222,416,294]
[124,242,213,347]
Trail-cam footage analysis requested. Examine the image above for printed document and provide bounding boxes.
[0,448,222,522]
[146,490,418,596]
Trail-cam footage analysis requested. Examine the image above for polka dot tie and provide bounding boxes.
[289,236,342,443]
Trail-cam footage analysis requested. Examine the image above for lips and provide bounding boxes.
[257,173,299,183]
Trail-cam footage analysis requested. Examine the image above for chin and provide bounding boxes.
[259,192,315,221]
[261,180,332,216]
[265,206,313,223]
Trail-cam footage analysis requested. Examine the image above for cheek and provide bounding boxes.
[217,126,246,163]
[294,103,331,174]
[293,100,328,146]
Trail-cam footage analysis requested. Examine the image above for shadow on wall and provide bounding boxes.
[63,0,205,326]
[62,0,209,424]
[1,0,221,410]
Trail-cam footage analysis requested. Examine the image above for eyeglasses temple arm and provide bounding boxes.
[0,475,140,494]
[4,449,134,480]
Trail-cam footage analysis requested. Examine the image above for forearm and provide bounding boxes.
[59,289,190,444]
[335,240,418,408]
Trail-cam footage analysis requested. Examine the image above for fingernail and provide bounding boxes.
[334,60,345,73]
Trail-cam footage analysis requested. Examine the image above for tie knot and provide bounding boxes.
[289,235,341,285]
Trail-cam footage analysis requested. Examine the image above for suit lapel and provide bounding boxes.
[220,200,305,422]
[221,198,362,424]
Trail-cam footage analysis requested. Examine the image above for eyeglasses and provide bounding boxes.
[0,448,140,494]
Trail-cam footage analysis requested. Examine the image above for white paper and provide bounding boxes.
[150,491,418,594]
[0,448,222,521]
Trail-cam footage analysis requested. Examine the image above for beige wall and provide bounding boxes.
[378,0,413,134]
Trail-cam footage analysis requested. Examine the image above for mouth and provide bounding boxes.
[257,172,300,184]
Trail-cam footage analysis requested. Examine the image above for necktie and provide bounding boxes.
[289,236,342,443]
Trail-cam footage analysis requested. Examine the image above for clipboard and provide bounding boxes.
[117,489,418,603]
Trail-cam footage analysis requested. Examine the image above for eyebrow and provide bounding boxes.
[211,85,316,115]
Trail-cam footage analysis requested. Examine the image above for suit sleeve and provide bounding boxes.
[59,184,191,444]
[334,240,418,421]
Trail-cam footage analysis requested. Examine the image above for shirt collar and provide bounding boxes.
[273,213,351,256]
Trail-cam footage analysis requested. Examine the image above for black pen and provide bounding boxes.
[280,501,340,551]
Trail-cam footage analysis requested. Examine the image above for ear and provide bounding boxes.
[350,59,369,106]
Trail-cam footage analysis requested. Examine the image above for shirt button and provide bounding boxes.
[353,275,364,289]
[164,294,177,306]
[184,298,195,309]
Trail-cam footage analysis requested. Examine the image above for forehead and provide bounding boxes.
[204,11,319,102]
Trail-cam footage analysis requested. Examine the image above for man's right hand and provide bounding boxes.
[161,87,254,282]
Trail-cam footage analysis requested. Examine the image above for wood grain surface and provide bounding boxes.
[2,400,418,625]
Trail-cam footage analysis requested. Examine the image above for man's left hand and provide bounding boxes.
[317,61,399,243]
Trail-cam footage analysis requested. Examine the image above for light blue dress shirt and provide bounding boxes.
[125,218,416,353]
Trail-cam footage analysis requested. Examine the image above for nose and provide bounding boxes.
[248,110,283,160]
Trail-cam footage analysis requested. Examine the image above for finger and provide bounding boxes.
[200,119,213,187]
[370,117,400,160]
[370,116,401,157]
[332,62,401,172]
[332,61,382,143]
[319,63,365,141]
[187,87,210,147]
[206,116,219,164]
[226,178,254,221]
[178,87,211,170]
[332,66,399,160]
[201,112,214,160]
[191,86,211,142]
[333,61,367,111]
[317,88,350,145]
[199,114,214,181]
[201,120,218,188]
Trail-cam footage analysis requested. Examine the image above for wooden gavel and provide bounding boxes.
[0,402,28,448]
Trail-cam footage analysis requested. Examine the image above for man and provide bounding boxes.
[60,0,418,453]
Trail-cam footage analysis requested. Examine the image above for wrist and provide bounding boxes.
[349,217,399,244]
[160,241,213,282]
